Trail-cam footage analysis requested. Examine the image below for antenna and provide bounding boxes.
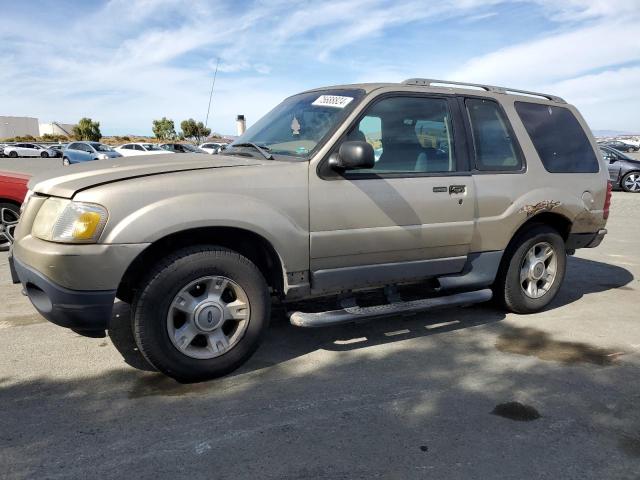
[204,58,220,128]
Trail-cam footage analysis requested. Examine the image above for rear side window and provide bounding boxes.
[515,102,599,173]
[465,98,522,171]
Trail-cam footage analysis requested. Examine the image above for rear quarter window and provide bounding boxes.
[515,102,599,173]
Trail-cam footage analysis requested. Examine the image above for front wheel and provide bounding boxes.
[62,157,70,166]
[132,246,270,382]
[40,152,49,158]
[0,203,20,252]
[494,225,566,314]
[621,171,640,193]
[8,151,18,158]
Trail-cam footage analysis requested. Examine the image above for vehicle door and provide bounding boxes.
[308,94,474,293]
[66,143,85,162]
[81,143,98,161]
[133,145,146,155]
[602,149,621,182]
[18,143,40,157]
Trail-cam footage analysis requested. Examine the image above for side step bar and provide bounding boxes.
[289,289,493,328]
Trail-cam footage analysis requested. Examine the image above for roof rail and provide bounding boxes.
[401,78,566,104]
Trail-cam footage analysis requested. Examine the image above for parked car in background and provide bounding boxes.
[3,143,57,158]
[199,142,227,154]
[160,143,207,154]
[63,142,123,166]
[48,144,67,158]
[115,143,173,157]
[0,144,7,158]
[0,171,29,251]
[601,140,638,152]
[601,145,640,192]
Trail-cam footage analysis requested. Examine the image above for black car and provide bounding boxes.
[601,146,640,192]
[601,140,638,153]
[160,143,207,154]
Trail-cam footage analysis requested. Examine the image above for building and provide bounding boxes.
[39,122,75,137]
[0,116,39,139]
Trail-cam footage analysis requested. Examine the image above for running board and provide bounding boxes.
[289,289,493,328]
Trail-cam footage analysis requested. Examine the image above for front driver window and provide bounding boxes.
[345,96,455,174]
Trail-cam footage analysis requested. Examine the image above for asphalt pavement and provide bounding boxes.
[0,186,639,478]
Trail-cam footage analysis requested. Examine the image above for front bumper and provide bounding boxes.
[10,254,116,332]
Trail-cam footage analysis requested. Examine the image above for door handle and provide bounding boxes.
[449,185,466,195]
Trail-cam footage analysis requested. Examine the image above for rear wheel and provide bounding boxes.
[494,225,566,314]
[132,246,270,382]
[621,172,640,193]
[0,203,20,252]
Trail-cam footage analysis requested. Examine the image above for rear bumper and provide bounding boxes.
[10,255,115,332]
[566,229,607,250]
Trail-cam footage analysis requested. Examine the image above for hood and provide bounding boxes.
[30,153,265,198]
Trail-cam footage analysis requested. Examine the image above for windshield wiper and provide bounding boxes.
[230,142,274,160]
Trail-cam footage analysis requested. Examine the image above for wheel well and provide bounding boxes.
[510,212,572,246]
[117,227,285,303]
[0,198,21,209]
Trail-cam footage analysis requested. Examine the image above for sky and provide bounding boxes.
[1,0,639,136]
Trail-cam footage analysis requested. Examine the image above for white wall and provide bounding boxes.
[0,116,40,139]
[39,122,75,137]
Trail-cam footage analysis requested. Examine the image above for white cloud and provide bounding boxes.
[1,0,639,134]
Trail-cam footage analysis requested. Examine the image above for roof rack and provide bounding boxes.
[401,78,566,104]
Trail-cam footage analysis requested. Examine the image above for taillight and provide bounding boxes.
[603,181,612,219]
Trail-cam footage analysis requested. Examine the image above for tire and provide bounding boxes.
[8,151,17,158]
[0,202,20,252]
[621,171,640,193]
[132,246,270,382]
[62,157,70,166]
[493,225,566,314]
[40,152,49,158]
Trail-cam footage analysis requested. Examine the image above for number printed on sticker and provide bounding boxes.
[312,95,354,108]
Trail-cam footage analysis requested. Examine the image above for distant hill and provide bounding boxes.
[592,129,638,137]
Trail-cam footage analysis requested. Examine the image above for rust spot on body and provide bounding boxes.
[519,200,561,217]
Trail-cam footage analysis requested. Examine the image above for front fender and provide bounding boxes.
[101,192,309,272]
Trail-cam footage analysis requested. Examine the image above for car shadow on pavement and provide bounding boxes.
[107,256,634,378]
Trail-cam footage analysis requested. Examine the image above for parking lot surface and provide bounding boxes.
[1,191,639,479]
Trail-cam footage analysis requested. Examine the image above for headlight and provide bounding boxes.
[32,198,108,243]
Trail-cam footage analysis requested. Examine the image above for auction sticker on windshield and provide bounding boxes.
[312,95,354,108]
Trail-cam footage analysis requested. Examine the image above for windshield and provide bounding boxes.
[142,144,163,151]
[92,143,114,152]
[229,89,364,158]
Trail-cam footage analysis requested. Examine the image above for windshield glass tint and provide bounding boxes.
[230,89,364,158]
[93,143,114,152]
[143,144,163,151]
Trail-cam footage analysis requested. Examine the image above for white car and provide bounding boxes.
[199,142,227,154]
[114,143,173,157]
[3,143,57,158]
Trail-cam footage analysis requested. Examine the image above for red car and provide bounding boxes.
[0,171,29,251]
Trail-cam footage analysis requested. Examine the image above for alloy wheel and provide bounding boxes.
[623,173,640,192]
[520,241,557,299]
[0,207,19,249]
[166,275,250,359]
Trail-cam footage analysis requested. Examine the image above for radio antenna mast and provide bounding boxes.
[205,58,220,128]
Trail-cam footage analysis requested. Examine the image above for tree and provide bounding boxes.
[152,117,176,140]
[72,118,101,141]
[180,118,211,144]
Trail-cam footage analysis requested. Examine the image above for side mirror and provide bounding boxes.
[329,141,375,171]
